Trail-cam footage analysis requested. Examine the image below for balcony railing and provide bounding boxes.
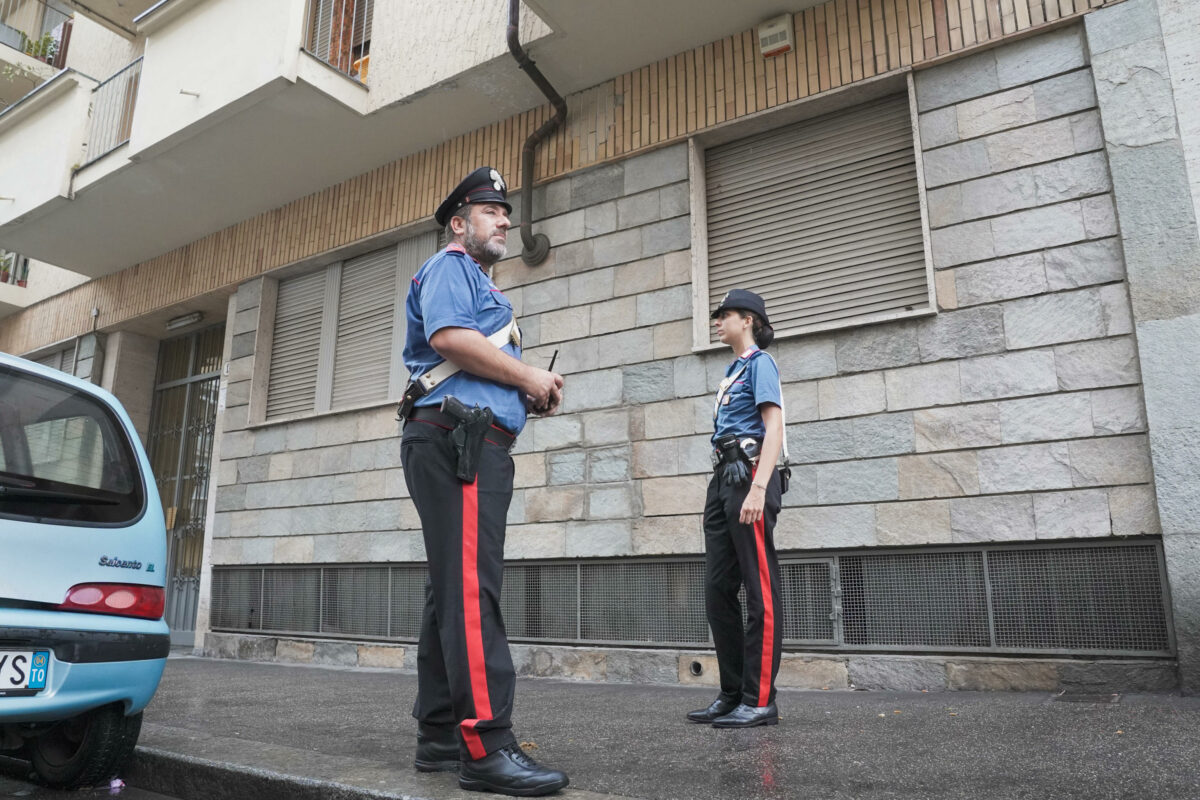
[83,57,142,166]
[304,0,373,82]
[1,0,71,70]
[0,250,29,286]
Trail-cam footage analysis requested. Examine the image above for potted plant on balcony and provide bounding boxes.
[0,251,13,285]
[19,31,58,65]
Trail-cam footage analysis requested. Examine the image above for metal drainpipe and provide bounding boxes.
[507,0,567,266]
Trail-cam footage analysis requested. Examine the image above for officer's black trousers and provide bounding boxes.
[703,466,784,708]
[401,421,518,761]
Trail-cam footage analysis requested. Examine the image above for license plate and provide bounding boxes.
[0,650,49,693]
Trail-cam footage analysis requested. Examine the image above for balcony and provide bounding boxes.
[304,0,372,82]
[0,0,797,279]
[1,0,71,109]
[0,249,88,316]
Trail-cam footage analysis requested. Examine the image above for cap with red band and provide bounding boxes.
[435,166,512,226]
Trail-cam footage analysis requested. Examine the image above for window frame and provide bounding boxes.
[255,229,435,424]
[688,72,936,352]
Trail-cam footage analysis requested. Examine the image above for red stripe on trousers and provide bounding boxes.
[754,512,775,707]
[461,479,492,760]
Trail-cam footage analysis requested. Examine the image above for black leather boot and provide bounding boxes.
[414,729,460,772]
[458,743,569,796]
[711,702,779,728]
[686,696,739,723]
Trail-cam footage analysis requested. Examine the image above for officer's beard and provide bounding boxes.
[462,218,507,267]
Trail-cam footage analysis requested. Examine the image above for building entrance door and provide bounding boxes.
[146,326,224,646]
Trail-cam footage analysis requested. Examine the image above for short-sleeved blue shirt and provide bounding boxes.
[712,347,782,443]
[403,244,526,434]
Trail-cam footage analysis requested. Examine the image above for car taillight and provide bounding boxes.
[58,584,164,620]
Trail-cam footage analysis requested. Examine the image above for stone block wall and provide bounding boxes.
[203,631,1178,694]
[1085,0,1200,691]
[505,23,1155,559]
[208,22,1158,571]
[210,277,419,566]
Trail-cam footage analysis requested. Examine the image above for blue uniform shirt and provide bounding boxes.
[713,347,782,443]
[403,244,527,434]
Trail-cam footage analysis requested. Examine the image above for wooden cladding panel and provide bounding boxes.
[0,0,1114,355]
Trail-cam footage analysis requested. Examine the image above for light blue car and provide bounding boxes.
[0,352,169,788]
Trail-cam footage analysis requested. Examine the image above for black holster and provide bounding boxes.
[441,395,494,483]
[396,380,426,422]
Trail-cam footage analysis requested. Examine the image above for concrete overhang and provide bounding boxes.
[63,0,160,38]
[0,0,813,279]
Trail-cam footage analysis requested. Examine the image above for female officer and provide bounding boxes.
[687,289,785,729]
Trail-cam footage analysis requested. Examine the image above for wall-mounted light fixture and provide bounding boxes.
[165,311,203,331]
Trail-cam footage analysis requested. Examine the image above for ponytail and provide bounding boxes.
[751,314,774,350]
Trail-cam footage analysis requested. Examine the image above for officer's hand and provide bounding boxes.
[523,367,563,409]
[540,384,563,416]
[526,382,563,416]
[739,485,766,525]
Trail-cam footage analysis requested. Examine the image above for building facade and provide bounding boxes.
[2,0,1199,692]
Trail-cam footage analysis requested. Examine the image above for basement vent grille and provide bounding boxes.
[210,540,1173,657]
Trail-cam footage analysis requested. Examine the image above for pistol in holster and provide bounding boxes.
[440,395,494,483]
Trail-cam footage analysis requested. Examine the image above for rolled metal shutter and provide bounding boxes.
[330,247,397,408]
[395,230,438,353]
[705,94,928,339]
[266,270,325,419]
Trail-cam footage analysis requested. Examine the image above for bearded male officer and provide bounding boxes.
[399,167,567,796]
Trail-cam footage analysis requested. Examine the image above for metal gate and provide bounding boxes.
[146,326,223,645]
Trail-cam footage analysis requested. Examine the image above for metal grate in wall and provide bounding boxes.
[841,551,990,648]
[209,540,1174,657]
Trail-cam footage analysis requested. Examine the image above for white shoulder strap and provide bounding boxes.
[713,361,751,421]
[760,352,789,464]
[415,316,520,392]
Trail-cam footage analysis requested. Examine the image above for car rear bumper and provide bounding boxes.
[0,627,169,663]
[0,609,170,721]
[0,655,167,721]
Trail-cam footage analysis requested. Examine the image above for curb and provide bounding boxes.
[126,747,427,800]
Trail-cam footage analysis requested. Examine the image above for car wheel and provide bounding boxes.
[28,705,142,789]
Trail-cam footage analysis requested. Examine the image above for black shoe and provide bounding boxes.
[686,696,739,723]
[711,702,779,728]
[458,743,569,797]
[414,734,459,773]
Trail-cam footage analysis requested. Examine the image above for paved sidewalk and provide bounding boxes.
[124,655,1200,800]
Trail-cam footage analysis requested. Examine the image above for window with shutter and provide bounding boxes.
[266,270,325,419]
[331,248,397,409]
[32,343,77,375]
[264,231,440,420]
[701,93,931,343]
[306,0,373,67]
[395,231,437,354]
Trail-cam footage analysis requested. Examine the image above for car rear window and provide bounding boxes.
[0,365,145,525]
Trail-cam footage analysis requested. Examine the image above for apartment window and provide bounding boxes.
[32,343,77,375]
[695,92,932,344]
[306,0,373,78]
[1,250,29,286]
[265,231,435,420]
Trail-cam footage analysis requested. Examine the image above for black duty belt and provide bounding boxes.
[407,406,517,450]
